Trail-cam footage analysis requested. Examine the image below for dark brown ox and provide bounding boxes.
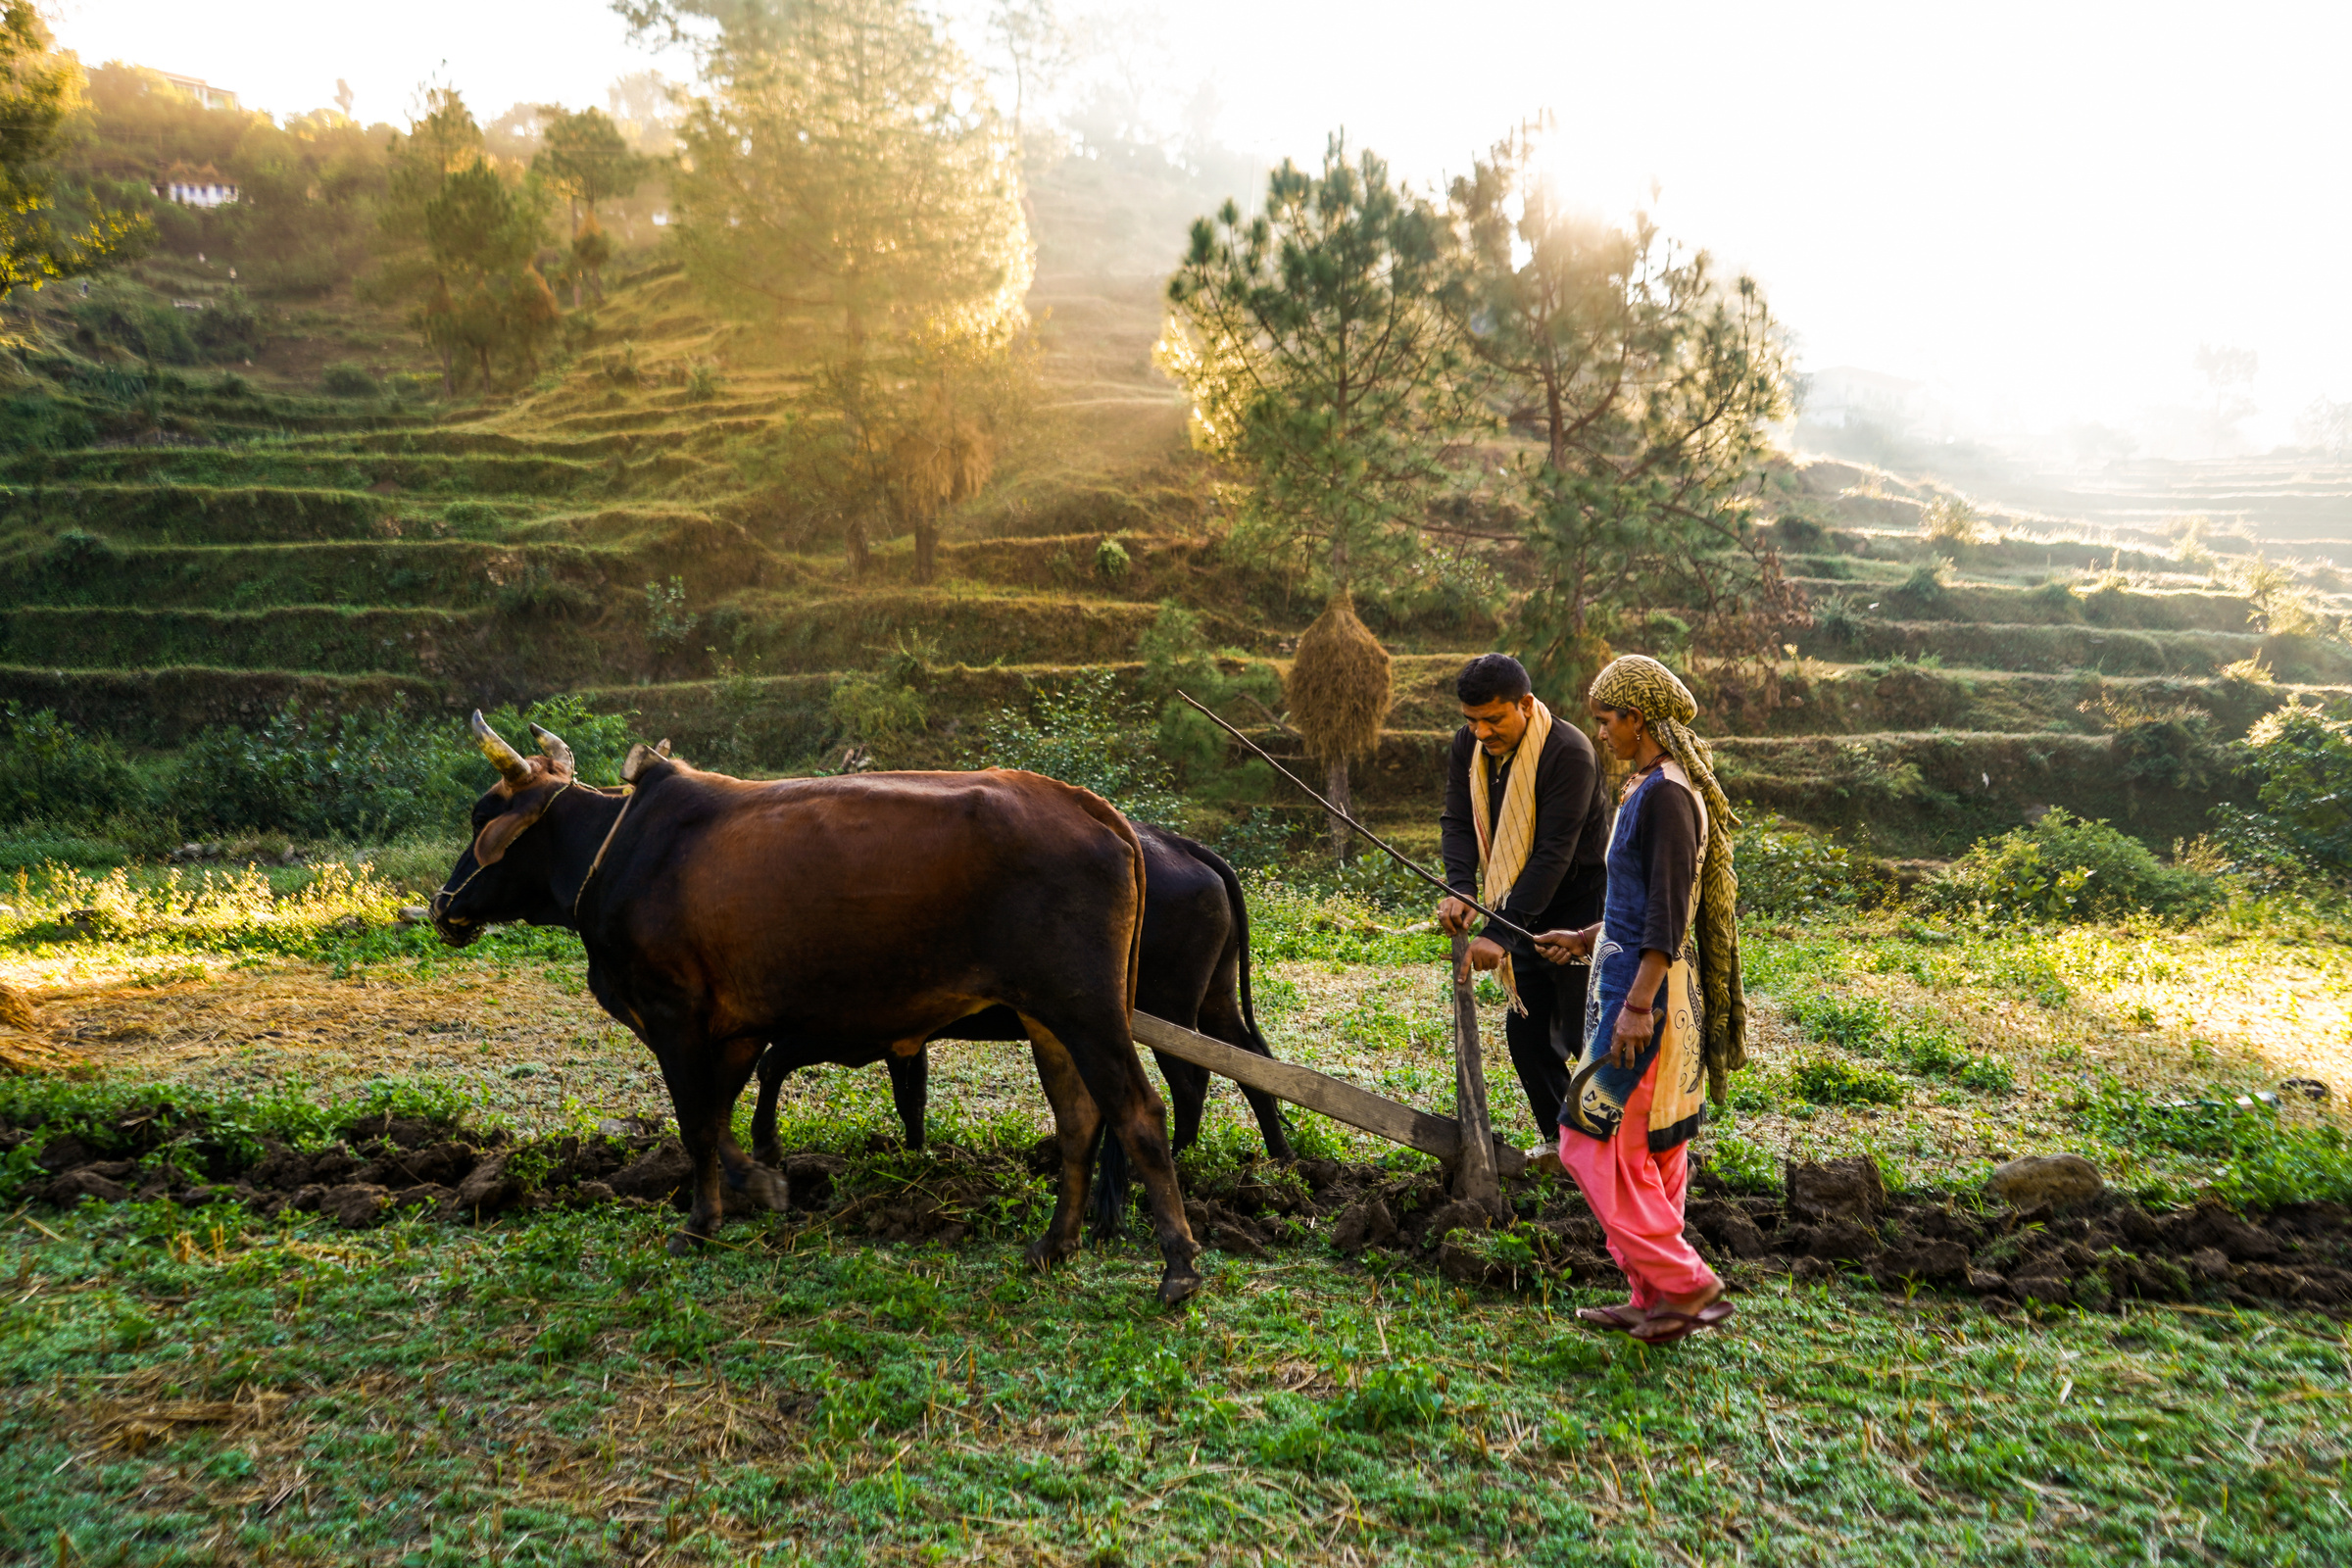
[749,823,1294,1237]
[429,714,1203,1303]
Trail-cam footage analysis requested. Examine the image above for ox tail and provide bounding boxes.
[1199,838,1272,1057]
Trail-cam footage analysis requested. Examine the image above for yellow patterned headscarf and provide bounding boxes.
[1588,655,1748,1099]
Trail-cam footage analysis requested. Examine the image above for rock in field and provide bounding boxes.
[1785,1157,1886,1224]
[43,1169,128,1207]
[1329,1197,1397,1255]
[320,1184,391,1229]
[1874,1239,1971,1285]
[608,1140,694,1203]
[1984,1154,2102,1211]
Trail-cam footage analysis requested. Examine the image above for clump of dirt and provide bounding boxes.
[9,1108,2348,1313]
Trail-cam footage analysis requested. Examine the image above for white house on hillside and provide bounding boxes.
[154,164,238,208]
[154,72,239,112]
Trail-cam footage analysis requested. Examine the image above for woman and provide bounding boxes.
[1534,655,1747,1346]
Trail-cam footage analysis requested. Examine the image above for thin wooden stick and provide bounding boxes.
[1175,691,1539,945]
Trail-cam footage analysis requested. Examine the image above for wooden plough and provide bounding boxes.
[1134,932,1520,1209]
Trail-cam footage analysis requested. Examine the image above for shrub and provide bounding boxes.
[1790,1057,1906,1106]
[0,707,148,826]
[1811,595,1863,642]
[643,576,700,654]
[964,669,1185,823]
[1920,497,1984,547]
[2072,1083,2352,1207]
[1925,808,2220,921]
[828,671,926,745]
[320,362,380,398]
[174,695,634,839]
[2225,700,2352,880]
[1699,1132,1780,1193]
[1737,815,1890,917]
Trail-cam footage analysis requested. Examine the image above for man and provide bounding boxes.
[1437,653,1610,1157]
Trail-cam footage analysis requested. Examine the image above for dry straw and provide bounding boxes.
[1287,590,1393,762]
[0,979,85,1074]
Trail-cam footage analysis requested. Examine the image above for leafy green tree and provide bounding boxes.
[2231,701,2352,880]
[370,91,550,395]
[1444,121,1796,705]
[0,4,149,293]
[1158,136,1466,596]
[532,107,645,305]
[643,0,1033,575]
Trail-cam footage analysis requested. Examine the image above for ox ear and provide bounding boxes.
[470,781,563,867]
[620,739,674,784]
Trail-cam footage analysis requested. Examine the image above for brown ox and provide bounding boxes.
[428,714,1203,1304]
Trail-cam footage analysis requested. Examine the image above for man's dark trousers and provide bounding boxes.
[1503,863,1606,1145]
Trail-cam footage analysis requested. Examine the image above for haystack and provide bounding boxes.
[1287,591,1393,860]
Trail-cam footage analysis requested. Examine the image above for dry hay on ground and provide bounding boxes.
[0,978,87,1075]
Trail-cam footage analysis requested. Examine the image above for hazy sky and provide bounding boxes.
[53,0,2352,449]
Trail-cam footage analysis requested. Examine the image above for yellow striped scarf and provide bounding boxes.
[1466,696,1554,1013]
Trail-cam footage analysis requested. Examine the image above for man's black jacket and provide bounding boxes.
[1439,717,1609,956]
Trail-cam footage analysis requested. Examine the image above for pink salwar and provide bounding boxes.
[1557,1058,1720,1307]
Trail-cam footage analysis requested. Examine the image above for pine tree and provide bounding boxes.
[1159,134,1461,854]
[1445,120,1796,706]
[1159,135,1466,597]
[659,0,1033,576]
[532,108,644,306]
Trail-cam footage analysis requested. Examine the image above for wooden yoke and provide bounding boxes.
[1447,932,1505,1216]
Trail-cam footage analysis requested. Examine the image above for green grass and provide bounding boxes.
[4,1183,2346,1565]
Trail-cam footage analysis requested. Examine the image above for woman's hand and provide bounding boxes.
[1533,925,1596,965]
[1609,1003,1653,1069]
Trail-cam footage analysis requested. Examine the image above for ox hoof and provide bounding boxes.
[666,1228,710,1256]
[733,1165,789,1211]
[1157,1266,1204,1307]
[1025,1235,1078,1272]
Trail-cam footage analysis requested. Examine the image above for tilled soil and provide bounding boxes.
[13,1105,2349,1314]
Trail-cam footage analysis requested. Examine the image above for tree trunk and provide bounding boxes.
[1325,754,1352,863]
[846,515,871,578]
[913,517,939,585]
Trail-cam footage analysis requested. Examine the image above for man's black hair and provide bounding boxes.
[1455,653,1532,708]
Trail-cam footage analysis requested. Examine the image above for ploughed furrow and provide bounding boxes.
[0,538,629,610]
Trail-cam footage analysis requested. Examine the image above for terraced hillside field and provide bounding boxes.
[6,264,2349,858]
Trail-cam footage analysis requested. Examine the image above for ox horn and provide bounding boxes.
[527,721,575,777]
[470,710,533,784]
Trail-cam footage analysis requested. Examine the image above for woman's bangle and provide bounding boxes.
[1620,1003,1653,1015]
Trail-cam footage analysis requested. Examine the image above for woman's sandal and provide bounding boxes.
[1628,1298,1736,1346]
[1575,1303,1647,1331]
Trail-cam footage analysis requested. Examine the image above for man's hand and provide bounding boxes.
[1534,925,1596,966]
[1436,896,1478,936]
[1457,935,1507,983]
